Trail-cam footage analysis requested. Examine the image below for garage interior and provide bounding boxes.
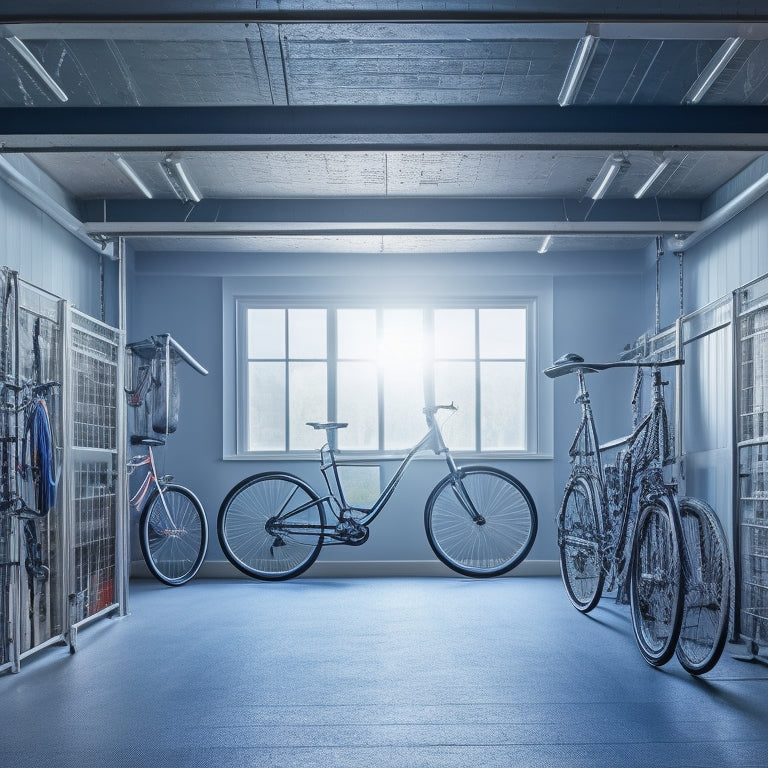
[1,2,768,766]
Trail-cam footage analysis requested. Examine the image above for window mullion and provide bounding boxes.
[328,308,337,424]
[284,309,290,451]
[475,307,481,452]
[377,307,384,451]
[423,308,435,409]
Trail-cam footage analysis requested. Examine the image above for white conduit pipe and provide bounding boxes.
[667,168,768,253]
[0,154,113,258]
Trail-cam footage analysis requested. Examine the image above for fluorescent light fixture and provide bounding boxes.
[6,36,68,102]
[538,235,553,254]
[587,154,626,201]
[634,157,672,199]
[113,155,153,198]
[558,35,598,107]
[166,159,201,203]
[683,37,744,104]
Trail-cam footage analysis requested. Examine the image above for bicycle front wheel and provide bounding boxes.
[217,473,325,581]
[558,474,605,613]
[140,485,208,586]
[676,497,731,675]
[629,499,684,666]
[425,466,537,577]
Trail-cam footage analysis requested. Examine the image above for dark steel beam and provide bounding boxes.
[2,1,768,24]
[3,105,768,152]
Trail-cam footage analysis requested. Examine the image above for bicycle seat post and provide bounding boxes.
[307,421,349,512]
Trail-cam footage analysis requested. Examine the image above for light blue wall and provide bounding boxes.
[0,174,117,323]
[129,248,646,574]
[637,189,768,544]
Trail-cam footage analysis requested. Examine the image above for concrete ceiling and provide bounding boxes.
[2,1,768,256]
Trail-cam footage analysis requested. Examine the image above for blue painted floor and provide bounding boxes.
[1,576,766,767]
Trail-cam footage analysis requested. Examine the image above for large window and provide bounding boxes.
[237,302,534,455]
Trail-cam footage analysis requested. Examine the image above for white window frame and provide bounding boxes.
[224,286,550,461]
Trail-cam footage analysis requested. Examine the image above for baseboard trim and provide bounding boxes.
[131,559,559,579]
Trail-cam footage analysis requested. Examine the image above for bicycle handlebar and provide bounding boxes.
[544,353,684,379]
[423,403,458,415]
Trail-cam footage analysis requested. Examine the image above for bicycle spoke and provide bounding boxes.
[425,467,537,577]
[218,473,324,580]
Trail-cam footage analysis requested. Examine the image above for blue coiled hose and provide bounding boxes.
[22,398,56,515]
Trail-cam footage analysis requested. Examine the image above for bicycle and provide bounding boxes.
[1,379,58,647]
[217,403,538,580]
[125,333,209,586]
[127,437,207,586]
[545,353,730,674]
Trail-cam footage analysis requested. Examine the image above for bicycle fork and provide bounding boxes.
[446,460,486,526]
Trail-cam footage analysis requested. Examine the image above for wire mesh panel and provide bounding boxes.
[736,276,768,654]
[0,269,65,670]
[0,268,16,668]
[68,310,121,625]
[17,280,65,656]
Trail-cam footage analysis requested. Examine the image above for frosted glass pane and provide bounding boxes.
[434,308,475,359]
[338,309,377,359]
[289,362,327,450]
[247,308,285,359]
[338,361,378,450]
[435,361,475,450]
[289,309,326,359]
[380,309,423,367]
[481,361,525,450]
[479,308,526,359]
[383,362,424,449]
[248,362,285,450]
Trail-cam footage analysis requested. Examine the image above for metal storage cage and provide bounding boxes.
[65,309,126,650]
[735,275,768,660]
[0,267,125,673]
[0,269,66,672]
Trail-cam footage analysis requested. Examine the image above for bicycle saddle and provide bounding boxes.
[130,434,166,446]
[306,421,348,430]
[544,353,594,378]
[555,353,584,365]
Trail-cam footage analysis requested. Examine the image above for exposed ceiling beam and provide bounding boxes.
[81,196,701,238]
[2,0,767,24]
[4,21,768,41]
[3,105,768,153]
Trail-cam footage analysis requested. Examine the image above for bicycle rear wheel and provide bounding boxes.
[217,472,325,580]
[676,497,731,675]
[140,485,208,586]
[629,498,684,666]
[425,466,537,577]
[558,473,605,613]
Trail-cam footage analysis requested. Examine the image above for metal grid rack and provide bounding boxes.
[0,269,66,672]
[66,309,125,645]
[0,268,125,673]
[736,274,768,658]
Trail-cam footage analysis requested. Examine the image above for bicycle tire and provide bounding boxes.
[675,497,731,675]
[140,484,208,586]
[558,473,605,613]
[217,472,325,581]
[629,498,684,667]
[424,466,537,577]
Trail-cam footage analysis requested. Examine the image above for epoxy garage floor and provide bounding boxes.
[1,576,767,768]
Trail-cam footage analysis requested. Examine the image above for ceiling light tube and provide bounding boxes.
[6,36,68,102]
[558,35,598,107]
[683,37,744,104]
[588,154,626,201]
[634,157,672,199]
[170,160,201,203]
[538,235,553,254]
[113,155,153,199]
